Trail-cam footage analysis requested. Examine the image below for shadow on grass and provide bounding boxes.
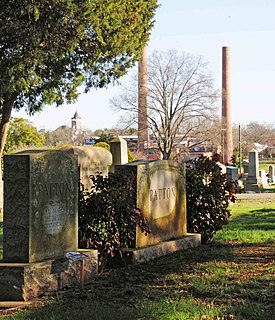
[1,205,274,320]
[5,243,275,320]
[228,210,275,231]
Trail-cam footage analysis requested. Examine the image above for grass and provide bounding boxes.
[1,199,275,319]
[215,198,275,244]
[259,163,272,172]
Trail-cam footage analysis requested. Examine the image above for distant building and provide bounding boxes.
[71,111,82,132]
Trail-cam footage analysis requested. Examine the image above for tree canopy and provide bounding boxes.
[4,118,45,154]
[0,0,158,156]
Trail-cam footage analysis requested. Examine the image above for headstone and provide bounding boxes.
[245,149,262,191]
[3,151,78,263]
[60,146,112,191]
[259,170,269,188]
[242,160,249,174]
[0,150,98,301]
[269,165,275,183]
[110,136,128,172]
[226,166,238,181]
[120,160,186,248]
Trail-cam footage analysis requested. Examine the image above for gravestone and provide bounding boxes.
[120,160,187,248]
[245,149,262,191]
[242,160,249,174]
[60,146,112,191]
[259,170,269,188]
[269,165,275,184]
[226,166,238,181]
[3,151,78,263]
[110,136,128,172]
[0,151,98,301]
[117,160,201,263]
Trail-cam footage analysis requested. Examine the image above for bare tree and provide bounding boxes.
[232,122,275,160]
[111,50,218,159]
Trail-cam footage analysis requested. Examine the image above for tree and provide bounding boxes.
[111,50,218,159]
[0,0,158,159]
[4,117,45,154]
[232,122,275,163]
[43,126,74,147]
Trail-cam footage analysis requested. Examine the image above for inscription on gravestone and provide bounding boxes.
[149,170,177,219]
[120,160,187,248]
[3,151,78,263]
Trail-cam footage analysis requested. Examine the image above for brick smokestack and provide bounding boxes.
[221,46,233,164]
[138,47,149,152]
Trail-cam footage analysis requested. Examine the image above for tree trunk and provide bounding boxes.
[0,93,17,214]
[0,93,17,159]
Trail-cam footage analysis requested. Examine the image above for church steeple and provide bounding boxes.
[71,110,82,131]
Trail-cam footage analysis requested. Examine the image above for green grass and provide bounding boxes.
[1,199,275,320]
[259,162,275,172]
[215,199,275,244]
[259,163,271,172]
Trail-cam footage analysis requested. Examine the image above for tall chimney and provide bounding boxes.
[221,46,233,164]
[138,47,149,152]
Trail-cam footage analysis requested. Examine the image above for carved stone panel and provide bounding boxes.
[3,151,78,263]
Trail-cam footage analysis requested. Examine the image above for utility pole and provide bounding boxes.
[238,124,242,173]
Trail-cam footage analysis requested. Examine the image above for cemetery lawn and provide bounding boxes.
[1,198,275,320]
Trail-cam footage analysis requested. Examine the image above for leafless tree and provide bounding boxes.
[233,122,275,159]
[110,50,218,159]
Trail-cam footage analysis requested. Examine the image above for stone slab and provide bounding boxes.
[120,160,186,248]
[123,234,201,264]
[60,146,112,191]
[3,151,78,263]
[245,177,263,191]
[0,250,98,301]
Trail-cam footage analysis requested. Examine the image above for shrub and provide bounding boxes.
[186,156,236,243]
[95,141,110,151]
[78,169,150,270]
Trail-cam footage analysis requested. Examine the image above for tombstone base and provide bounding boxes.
[245,176,263,191]
[0,250,98,301]
[123,234,201,264]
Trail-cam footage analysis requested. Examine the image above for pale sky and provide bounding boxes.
[13,0,275,131]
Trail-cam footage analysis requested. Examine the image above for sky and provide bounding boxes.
[13,0,275,131]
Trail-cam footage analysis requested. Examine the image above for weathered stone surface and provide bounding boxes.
[120,160,187,248]
[124,234,201,264]
[269,165,275,183]
[0,250,98,301]
[3,151,78,263]
[245,149,262,191]
[110,136,128,172]
[60,146,112,191]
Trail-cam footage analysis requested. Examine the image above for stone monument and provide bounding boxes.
[269,165,275,184]
[110,136,128,172]
[60,146,112,191]
[245,149,262,191]
[0,151,98,301]
[259,170,269,188]
[119,160,200,263]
